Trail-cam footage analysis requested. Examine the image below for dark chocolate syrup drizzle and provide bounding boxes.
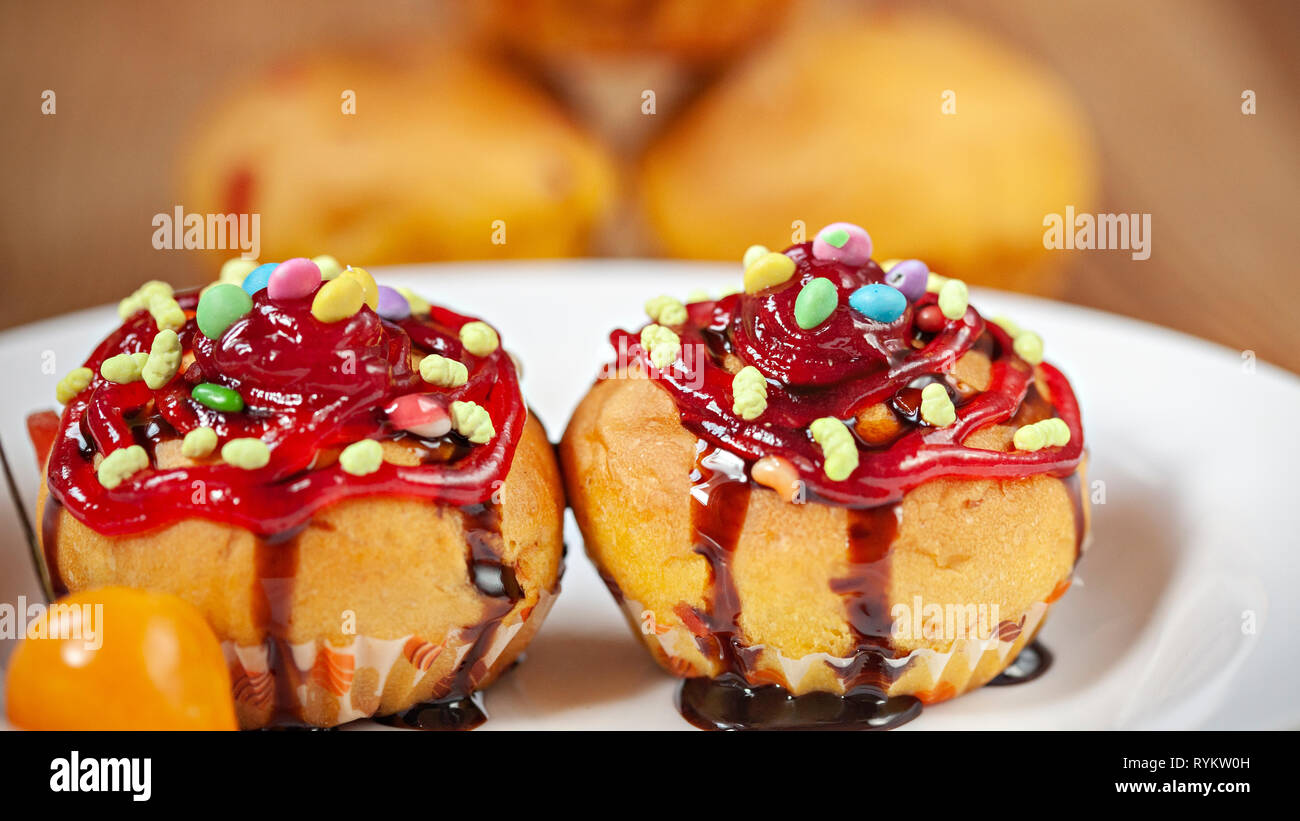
[987,640,1054,687]
[608,242,1085,730]
[29,284,531,730]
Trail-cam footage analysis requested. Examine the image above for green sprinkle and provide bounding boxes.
[192,382,244,412]
[822,228,850,249]
[793,277,839,330]
[196,283,253,340]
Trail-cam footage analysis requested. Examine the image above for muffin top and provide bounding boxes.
[610,222,1084,508]
[42,258,523,536]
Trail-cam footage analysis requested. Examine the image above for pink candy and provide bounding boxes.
[811,222,873,267]
[267,258,322,300]
[384,393,451,439]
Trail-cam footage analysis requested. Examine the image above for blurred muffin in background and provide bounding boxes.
[474,0,794,63]
[182,48,617,265]
[639,10,1098,295]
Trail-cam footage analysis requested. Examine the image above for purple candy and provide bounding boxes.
[811,222,872,266]
[884,259,929,302]
[267,258,321,300]
[375,285,410,320]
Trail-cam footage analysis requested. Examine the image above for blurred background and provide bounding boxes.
[1,0,1297,369]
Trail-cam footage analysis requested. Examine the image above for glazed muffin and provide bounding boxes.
[32,258,564,729]
[561,222,1089,729]
[181,47,616,266]
[638,10,1098,296]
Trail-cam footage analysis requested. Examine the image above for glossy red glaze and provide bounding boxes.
[610,242,1084,508]
[43,288,523,536]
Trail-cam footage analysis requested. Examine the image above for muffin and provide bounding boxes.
[561,222,1089,729]
[181,47,616,266]
[33,258,565,729]
[638,9,1098,296]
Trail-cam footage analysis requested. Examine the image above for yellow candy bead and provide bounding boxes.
[100,352,149,384]
[182,427,218,459]
[645,295,688,326]
[731,365,768,420]
[419,354,469,388]
[742,244,769,269]
[394,286,430,316]
[937,279,969,321]
[639,324,681,369]
[118,281,172,319]
[56,367,94,404]
[879,258,903,273]
[459,321,500,357]
[743,252,796,294]
[219,258,258,286]
[1013,330,1044,365]
[339,439,384,476]
[926,273,948,294]
[142,330,182,390]
[1013,423,1048,452]
[312,255,343,281]
[311,275,365,323]
[97,445,149,489]
[920,382,956,427]
[450,401,495,444]
[340,266,378,310]
[809,417,859,481]
[221,438,270,470]
[1044,417,1071,446]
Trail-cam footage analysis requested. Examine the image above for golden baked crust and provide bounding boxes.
[40,414,564,728]
[560,373,1085,700]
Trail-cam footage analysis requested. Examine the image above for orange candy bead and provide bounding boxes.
[5,587,237,730]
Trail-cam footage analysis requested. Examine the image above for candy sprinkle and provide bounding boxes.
[645,295,687,326]
[811,222,872,266]
[311,275,365,323]
[241,263,277,296]
[731,365,768,420]
[937,278,969,320]
[221,438,270,470]
[794,277,839,329]
[192,382,244,413]
[418,354,469,388]
[1013,418,1069,451]
[394,286,430,316]
[459,321,500,356]
[97,445,148,489]
[919,383,956,427]
[142,329,182,389]
[809,417,859,481]
[450,401,495,444]
[1013,330,1044,365]
[743,251,796,294]
[849,283,906,323]
[56,367,94,404]
[100,352,149,384]
[339,439,384,476]
[341,266,379,310]
[883,259,929,302]
[219,258,259,286]
[267,258,321,301]
[375,285,410,321]
[385,393,452,438]
[181,427,218,459]
[640,324,681,369]
[197,283,253,339]
[742,244,769,269]
[312,255,343,281]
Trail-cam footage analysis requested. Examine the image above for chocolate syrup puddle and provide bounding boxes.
[678,674,921,731]
[987,640,1053,686]
[381,692,489,731]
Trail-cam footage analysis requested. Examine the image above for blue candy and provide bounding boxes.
[849,283,907,323]
[241,263,278,296]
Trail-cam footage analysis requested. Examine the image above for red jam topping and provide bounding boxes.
[611,242,1084,508]
[44,288,524,536]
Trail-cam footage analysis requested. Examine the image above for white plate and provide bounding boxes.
[0,261,1295,730]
